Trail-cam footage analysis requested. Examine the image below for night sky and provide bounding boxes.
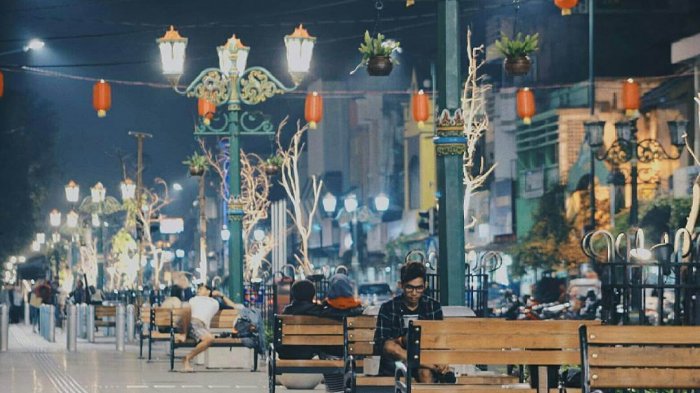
[1,0,698,224]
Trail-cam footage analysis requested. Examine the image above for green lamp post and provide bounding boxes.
[157,25,316,302]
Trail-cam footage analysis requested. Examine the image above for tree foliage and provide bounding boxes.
[511,185,585,276]
[0,89,56,261]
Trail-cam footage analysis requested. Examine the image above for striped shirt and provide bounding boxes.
[374,294,443,376]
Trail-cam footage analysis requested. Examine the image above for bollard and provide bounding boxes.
[47,305,55,343]
[66,304,77,352]
[78,304,87,339]
[24,301,30,326]
[39,305,46,340]
[1,304,8,352]
[126,304,135,343]
[115,304,125,351]
[87,305,95,343]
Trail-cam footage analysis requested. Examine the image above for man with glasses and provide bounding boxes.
[374,260,447,382]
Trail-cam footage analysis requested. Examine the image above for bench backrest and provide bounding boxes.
[346,315,377,357]
[409,319,596,368]
[210,309,239,329]
[94,305,117,318]
[275,315,344,348]
[140,306,151,324]
[153,307,190,330]
[581,325,700,390]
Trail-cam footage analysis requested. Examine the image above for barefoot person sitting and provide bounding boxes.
[181,284,237,372]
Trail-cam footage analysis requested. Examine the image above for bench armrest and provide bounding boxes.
[395,361,409,393]
[344,355,356,393]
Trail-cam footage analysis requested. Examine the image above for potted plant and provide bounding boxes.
[352,31,401,76]
[495,32,539,76]
[263,155,284,175]
[183,152,209,176]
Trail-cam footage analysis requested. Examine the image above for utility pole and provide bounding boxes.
[128,131,152,290]
[198,173,208,283]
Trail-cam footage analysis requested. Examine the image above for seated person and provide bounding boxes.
[374,261,449,383]
[181,284,237,372]
[320,274,365,393]
[277,280,323,359]
[161,286,184,309]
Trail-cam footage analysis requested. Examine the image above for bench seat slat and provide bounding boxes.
[347,316,378,328]
[410,385,534,393]
[281,335,344,346]
[414,319,594,336]
[420,349,580,365]
[348,342,374,355]
[283,325,343,335]
[277,359,344,368]
[348,329,375,341]
[278,315,342,325]
[590,367,700,388]
[421,334,578,350]
[587,325,700,345]
[589,346,700,367]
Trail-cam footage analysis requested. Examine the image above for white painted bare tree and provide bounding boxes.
[239,151,274,281]
[276,117,323,276]
[198,139,274,280]
[134,178,171,288]
[681,93,700,255]
[461,28,496,233]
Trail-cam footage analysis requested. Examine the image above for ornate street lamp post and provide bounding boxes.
[587,118,686,226]
[157,25,315,301]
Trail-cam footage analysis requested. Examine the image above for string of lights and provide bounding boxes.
[1,64,694,98]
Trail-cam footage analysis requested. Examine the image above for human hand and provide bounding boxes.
[211,290,223,298]
[434,364,450,374]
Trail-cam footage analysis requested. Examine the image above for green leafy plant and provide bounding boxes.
[494,32,539,59]
[182,152,209,173]
[352,30,401,73]
[265,155,284,167]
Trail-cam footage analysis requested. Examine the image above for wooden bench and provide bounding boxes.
[169,308,258,372]
[142,307,186,361]
[580,324,700,392]
[396,319,598,393]
[344,316,519,393]
[268,315,346,393]
[93,305,117,329]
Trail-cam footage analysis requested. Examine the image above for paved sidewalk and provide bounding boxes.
[0,324,325,393]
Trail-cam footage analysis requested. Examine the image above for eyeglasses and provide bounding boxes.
[404,284,425,293]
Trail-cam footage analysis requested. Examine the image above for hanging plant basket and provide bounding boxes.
[263,163,280,175]
[504,56,531,76]
[189,166,205,176]
[367,56,393,76]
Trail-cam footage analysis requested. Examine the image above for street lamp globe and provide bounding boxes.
[31,241,40,252]
[120,178,136,200]
[9,256,17,264]
[157,26,188,84]
[65,180,80,203]
[91,213,101,228]
[584,120,606,148]
[52,233,61,243]
[217,35,249,75]
[36,233,46,245]
[374,193,390,212]
[66,210,79,228]
[322,192,337,215]
[667,120,688,148]
[49,209,61,228]
[220,225,231,241]
[91,182,106,203]
[284,24,316,85]
[344,194,358,213]
[25,39,45,51]
[18,256,26,263]
[615,121,633,141]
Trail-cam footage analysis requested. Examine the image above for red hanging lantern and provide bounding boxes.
[304,91,323,129]
[0,71,4,98]
[197,98,216,125]
[92,79,111,118]
[517,87,536,125]
[554,0,578,15]
[412,89,430,126]
[622,78,640,116]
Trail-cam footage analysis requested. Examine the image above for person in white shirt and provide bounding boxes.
[181,284,237,372]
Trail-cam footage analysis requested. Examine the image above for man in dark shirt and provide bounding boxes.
[374,261,445,382]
